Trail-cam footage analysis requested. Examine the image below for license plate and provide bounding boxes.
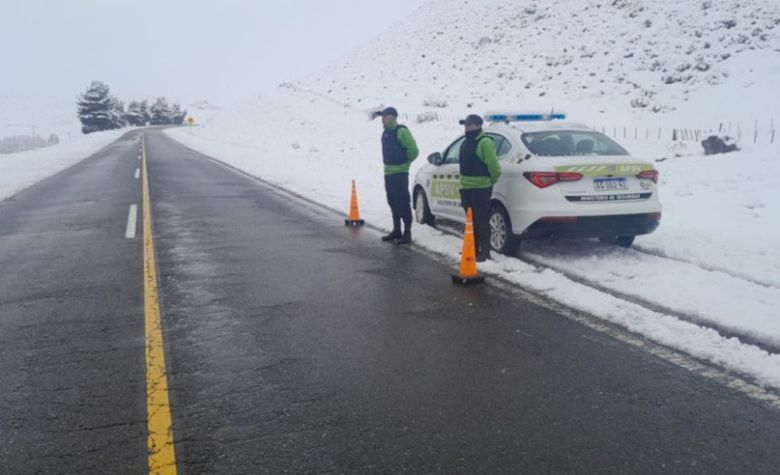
[593,178,628,192]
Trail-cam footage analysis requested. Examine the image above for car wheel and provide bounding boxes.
[414,188,435,226]
[488,205,520,255]
[599,235,636,248]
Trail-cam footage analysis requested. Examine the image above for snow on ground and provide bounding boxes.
[165,88,780,390]
[0,129,127,200]
[626,140,780,288]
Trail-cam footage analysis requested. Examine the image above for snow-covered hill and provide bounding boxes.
[291,0,780,125]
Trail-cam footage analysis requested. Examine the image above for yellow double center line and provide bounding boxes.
[142,134,177,474]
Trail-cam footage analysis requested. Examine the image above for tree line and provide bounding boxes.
[77,81,187,134]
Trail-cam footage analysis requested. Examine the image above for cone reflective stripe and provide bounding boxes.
[452,207,484,285]
[344,179,365,226]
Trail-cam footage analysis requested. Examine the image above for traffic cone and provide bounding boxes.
[452,208,485,285]
[344,179,365,226]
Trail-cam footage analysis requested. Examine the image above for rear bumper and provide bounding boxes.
[521,212,661,239]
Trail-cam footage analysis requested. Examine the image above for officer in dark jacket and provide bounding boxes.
[376,107,419,244]
[458,114,501,261]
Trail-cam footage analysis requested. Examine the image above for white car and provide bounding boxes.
[412,112,662,254]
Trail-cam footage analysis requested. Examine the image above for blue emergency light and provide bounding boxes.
[485,111,567,123]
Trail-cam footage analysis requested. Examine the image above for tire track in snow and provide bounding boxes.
[632,244,780,290]
[519,251,780,355]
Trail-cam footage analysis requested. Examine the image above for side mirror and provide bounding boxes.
[427,152,444,166]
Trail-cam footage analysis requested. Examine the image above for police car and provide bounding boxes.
[412,111,662,255]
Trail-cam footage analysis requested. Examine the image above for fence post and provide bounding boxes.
[613,126,616,137]
[672,128,677,141]
[718,122,723,133]
[754,119,758,144]
[658,127,661,139]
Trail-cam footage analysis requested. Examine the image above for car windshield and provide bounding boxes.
[521,131,629,157]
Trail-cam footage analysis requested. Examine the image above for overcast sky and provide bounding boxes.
[0,0,422,106]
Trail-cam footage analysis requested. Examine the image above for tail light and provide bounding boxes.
[523,172,583,189]
[637,170,659,183]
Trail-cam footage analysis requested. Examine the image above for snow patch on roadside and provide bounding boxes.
[0,129,127,200]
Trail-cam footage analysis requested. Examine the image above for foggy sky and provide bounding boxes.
[0,0,422,106]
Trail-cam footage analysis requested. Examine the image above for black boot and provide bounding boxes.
[381,230,402,242]
[395,229,412,245]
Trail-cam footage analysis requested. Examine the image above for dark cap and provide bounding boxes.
[377,106,398,117]
[459,114,484,126]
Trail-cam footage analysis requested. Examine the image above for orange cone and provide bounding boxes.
[452,208,485,285]
[344,179,365,226]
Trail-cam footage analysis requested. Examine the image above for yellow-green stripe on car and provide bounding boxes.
[554,163,654,177]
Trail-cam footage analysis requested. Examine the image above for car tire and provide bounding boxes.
[488,205,520,255]
[599,235,636,248]
[414,188,435,226]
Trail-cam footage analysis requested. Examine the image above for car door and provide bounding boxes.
[429,135,465,220]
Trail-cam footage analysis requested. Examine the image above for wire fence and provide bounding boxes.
[594,120,776,146]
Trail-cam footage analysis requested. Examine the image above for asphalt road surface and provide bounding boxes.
[1,129,779,474]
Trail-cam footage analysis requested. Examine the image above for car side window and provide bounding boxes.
[443,136,466,164]
[485,133,512,158]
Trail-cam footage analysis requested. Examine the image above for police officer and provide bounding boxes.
[376,107,419,244]
[458,114,501,261]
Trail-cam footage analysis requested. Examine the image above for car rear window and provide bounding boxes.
[521,131,629,156]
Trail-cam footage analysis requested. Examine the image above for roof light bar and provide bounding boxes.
[485,110,567,123]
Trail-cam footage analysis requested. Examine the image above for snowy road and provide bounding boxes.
[2,130,780,472]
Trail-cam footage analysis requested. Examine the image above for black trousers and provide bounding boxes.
[385,173,412,234]
[460,187,492,256]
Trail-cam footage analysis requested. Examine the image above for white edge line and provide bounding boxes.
[125,204,138,239]
[135,168,140,180]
